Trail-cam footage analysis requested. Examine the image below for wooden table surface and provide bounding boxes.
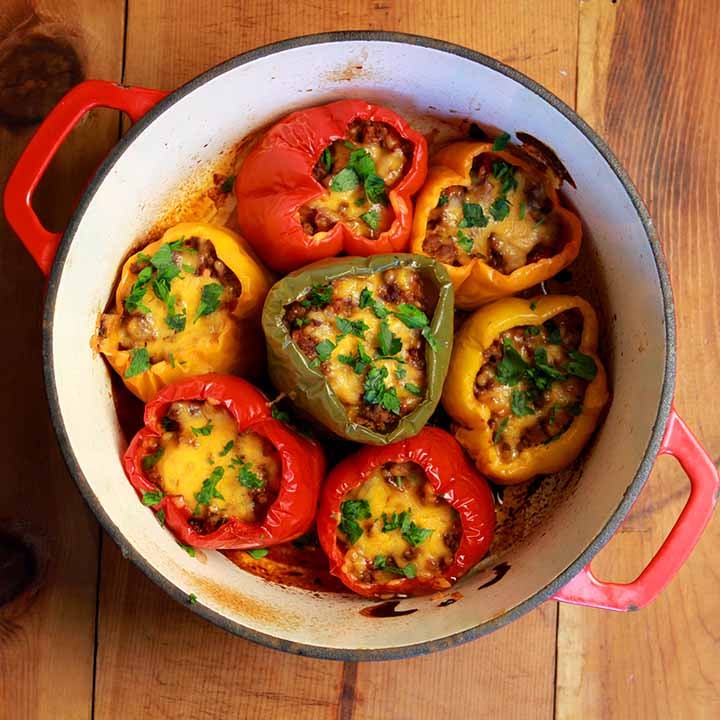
[1,1,718,718]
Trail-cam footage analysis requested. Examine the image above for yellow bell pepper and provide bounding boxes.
[443,295,608,484]
[95,222,272,401]
[411,141,582,309]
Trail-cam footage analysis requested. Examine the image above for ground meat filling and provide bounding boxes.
[283,268,435,433]
[300,120,413,239]
[475,309,598,462]
[99,235,242,363]
[143,400,281,534]
[422,154,564,273]
[336,462,460,585]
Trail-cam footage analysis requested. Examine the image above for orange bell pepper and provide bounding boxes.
[411,141,582,308]
[443,295,609,484]
[94,222,272,401]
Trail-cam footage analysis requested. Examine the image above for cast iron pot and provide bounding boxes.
[4,32,718,660]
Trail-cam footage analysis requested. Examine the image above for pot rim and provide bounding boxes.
[42,30,676,661]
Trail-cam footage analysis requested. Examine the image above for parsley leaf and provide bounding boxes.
[125,348,151,378]
[456,230,474,254]
[525,325,540,336]
[511,389,535,417]
[404,383,422,396]
[191,420,213,437]
[246,548,269,559]
[363,365,389,405]
[339,343,372,374]
[339,499,371,545]
[544,321,562,344]
[393,304,428,329]
[142,448,164,470]
[359,287,388,318]
[437,193,449,207]
[321,147,333,172]
[336,317,369,339]
[302,283,333,308]
[236,462,264,489]
[330,167,360,192]
[194,467,225,506]
[459,202,489,228]
[141,489,164,506]
[492,131,511,151]
[165,296,186,333]
[188,593,198,604]
[156,509,166,526]
[381,387,401,415]
[493,417,509,443]
[492,160,519,194]
[194,283,223,322]
[360,209,381,231]
[566,351,598,380]
[315,339,335,362]
[373,555,387,569]
[489,196,511,221]
[401,513,434,546]
[378,321,402,357]
[219,440,234,457]
[271,406,291,422]
[349,148,375,179]
[496,338,528,386]
[384,563,417,579]
[178,543,196,557]
[364,174,387,204]
[124,266,153,314]
[534,347,567,380]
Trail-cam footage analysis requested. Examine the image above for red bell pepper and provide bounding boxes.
[235,99,428,273]
[122,374,325,550]
[317,427,495,597]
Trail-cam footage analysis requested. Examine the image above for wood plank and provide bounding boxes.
[0,1,125,719]
[557,2,720,718]
[94,2,579,718]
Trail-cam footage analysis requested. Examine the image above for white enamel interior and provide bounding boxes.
[50,40,667,654]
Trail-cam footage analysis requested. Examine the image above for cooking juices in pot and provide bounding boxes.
[101,100,610,597]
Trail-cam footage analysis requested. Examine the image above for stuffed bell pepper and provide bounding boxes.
[235,100,428,273]
[411,139,582,308]
[122,374,325,549]
[443,295,609,484]
[262,254,454,445]
[94,222,272,401]
[317,427,495,598]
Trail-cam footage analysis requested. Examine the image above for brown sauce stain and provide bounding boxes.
[360,600,418,618]
[477,561,511,590]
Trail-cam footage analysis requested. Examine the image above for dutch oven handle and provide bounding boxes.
[554,406,718,611]
[3,79,167,276]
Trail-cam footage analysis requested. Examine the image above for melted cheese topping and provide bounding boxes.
[114,241,239,363]
[286,268,428,431]
[150,401,280,525]
[340,463,459,584]
[477,311,589,460]
[423,156,561,272]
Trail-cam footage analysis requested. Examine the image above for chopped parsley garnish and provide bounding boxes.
[363,366,401,414]
[236,462,264,489]
[246,548,269,559]
[459,202,489,228]
[336,317,369,339]
[301,283,333,308]
[377,320,402,357]
[364,173,387,204]
[165,296,187,332]
[124,348,151,378]
[191,420,213,437]
[533,347,567,380]
[496,338,529,386]
[219,440,234,457]
[220,175,235,193]
[339,499,372,545]
[456,229,474,253]
[489,196,511,221]
[404,383,422,396]
[194,467,225,507]
[492,131,511,151]
[271,406,291,423]
[381,509,432,547]
[338,343,372,374]
[124,266,152,313]
[360,209,381,231]
[530,301,538,311]
[156,509,166,526]
[188,593,198,604]
[566,351,598,380]
[150,244,181,284]
[381,510,405,532]
[396,365,407,379]
[178,543,196,557]
[315,339,335,362]
[493,417,509,443]
[384,563,417,579]
[491,160,519,195]
[142,448,164,470]
[194,282,223,322]
[393,304,428,329]
[373,555,387,569]
[544,321,562,344]
[510,389,535,417]
[330,167,360,192]
[525,325,540,336]
[160,415,176,432]
[321,147,333,172]
[141,489,164,506]
[359,287,388,318]
[349,148,375,179]
[437,193,449,207]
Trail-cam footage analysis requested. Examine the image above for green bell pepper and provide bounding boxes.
[262,254,454,445]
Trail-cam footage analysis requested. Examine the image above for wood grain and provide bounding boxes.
[557,2,720,718]
[92,2,579,719]
[0,1,124,718]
